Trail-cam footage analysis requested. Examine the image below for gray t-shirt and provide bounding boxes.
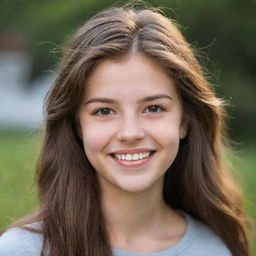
[0,212,232,256]
[112,212,232,256]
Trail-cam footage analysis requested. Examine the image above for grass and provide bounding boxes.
[0,130,41,228]
[0,130,255,252]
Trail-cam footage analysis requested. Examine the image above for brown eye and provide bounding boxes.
[93,108,114,116]
[145,105,165,113]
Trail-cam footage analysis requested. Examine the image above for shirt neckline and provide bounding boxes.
[112,211,197,256]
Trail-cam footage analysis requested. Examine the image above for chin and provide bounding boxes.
[114,178,162,194]
[119,185,150,193]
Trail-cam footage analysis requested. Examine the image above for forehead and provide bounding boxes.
[85,54,179,100]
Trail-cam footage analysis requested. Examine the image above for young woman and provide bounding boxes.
[0,5,252,256]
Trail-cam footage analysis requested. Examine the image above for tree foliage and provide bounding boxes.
[0,0,255,141]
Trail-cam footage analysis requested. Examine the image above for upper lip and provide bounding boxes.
[111,148,156,154]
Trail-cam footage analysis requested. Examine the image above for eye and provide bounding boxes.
[144,105,165,113]
[93,107,114,116]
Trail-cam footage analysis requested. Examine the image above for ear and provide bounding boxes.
[77,124,83,140]
[179,119,188,139]
[75,115,83,140]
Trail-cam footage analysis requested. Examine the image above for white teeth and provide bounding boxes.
[114,152,152,161]
[126,154,133,160]
[132,154,139,160]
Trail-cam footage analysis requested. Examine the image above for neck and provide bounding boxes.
[100,178,176,244]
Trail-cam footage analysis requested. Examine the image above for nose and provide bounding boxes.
[116,113,145,143]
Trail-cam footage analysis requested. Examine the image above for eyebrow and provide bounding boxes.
[84,93,173,105]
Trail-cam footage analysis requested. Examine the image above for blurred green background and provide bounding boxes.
[0,0,255,252]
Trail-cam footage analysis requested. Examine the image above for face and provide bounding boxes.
[78,54,186,194]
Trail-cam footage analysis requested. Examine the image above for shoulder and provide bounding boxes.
[183,212,232,256]
[0,222,43,256]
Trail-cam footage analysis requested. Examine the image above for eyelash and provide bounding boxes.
[92,105,166,116]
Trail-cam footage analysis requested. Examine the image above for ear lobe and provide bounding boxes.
[77,125,83,139]
[179,122,188,139]
[77,125,83,140]
[76,120,83,140]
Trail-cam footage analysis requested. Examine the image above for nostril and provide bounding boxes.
[116,126,145,142]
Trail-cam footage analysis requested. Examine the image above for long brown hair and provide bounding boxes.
[10,4,252,256]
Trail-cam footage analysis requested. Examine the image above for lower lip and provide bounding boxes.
[111,153,155,168]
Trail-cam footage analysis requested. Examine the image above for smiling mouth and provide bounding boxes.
[110,151,156,161]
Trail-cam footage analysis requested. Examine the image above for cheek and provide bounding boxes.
[81,122,113,155]
[150,117,181,164]
[150,116,182,142]
[156,125,181,168]
[160,129,180,157]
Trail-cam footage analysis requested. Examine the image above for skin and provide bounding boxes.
[78,53,187,253]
